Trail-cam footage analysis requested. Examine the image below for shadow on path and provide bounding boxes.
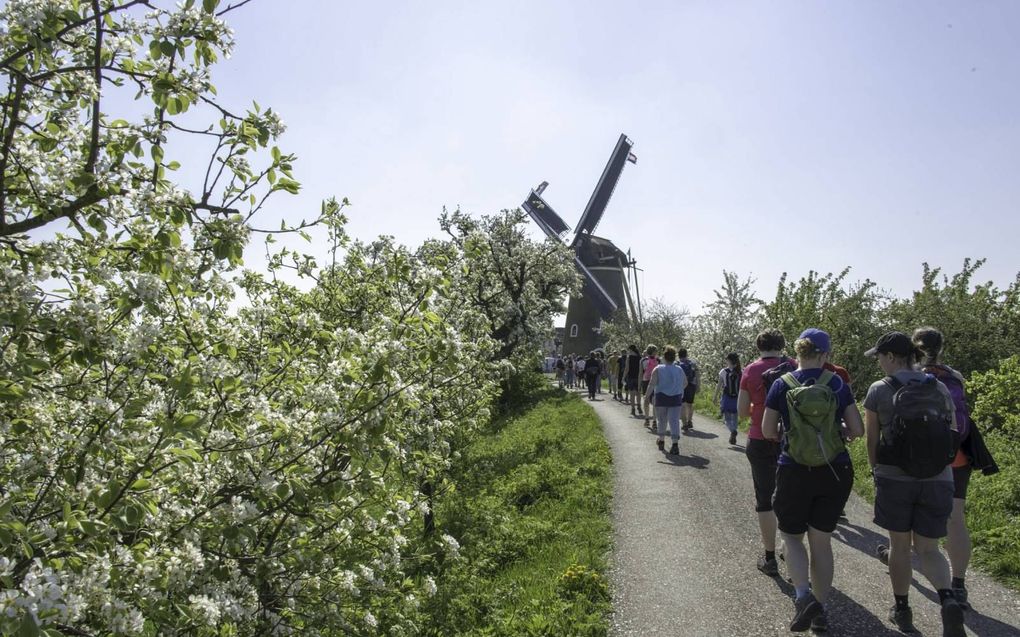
[657,453,710,469]
[908,579,1020,637]
[823,588,905,637]
[682,429,718,440]
[833,521,887,561]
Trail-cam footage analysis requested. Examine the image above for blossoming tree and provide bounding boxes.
[0,1,567,635]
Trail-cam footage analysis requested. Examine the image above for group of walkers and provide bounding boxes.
[555,351,608,400]
[740,326,996,635]
[553,323,998,636]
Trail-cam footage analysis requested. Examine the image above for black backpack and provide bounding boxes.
[678,360,696,387]
[761,356,797,394]
[723,368,740,398]
[877,376,957,478]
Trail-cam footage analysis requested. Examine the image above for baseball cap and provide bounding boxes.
[864,331,915,358]
[797,328,831,353]
[796,328,831,353]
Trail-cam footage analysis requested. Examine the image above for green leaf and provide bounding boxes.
[170,447,202,463]
[17,613,41,637]
[177,413,202,430]
[203,0,219,12]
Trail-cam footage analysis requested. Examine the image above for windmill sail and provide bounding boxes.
[575,257,618,318]
[523,190,569,240]
[572,134,634,245]
[622,262,638,323]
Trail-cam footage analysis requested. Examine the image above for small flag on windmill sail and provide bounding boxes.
[627,152,637,164]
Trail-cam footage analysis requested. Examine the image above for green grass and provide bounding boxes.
[423,384,613,636]
[693,390,750,432]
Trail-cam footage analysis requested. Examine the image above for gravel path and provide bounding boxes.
[581,390,1020,637]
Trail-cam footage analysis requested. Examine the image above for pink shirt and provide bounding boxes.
[642,356,659,381]
[739,355,790,440]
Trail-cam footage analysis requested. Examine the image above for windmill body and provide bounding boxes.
[522,134,639,356]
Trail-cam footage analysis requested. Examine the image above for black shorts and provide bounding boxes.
[625,377,639,390]
[640,380,650,394]
[746,438,781,512]
[874,477,954,538]
[682,385,698,404]
[773,463,854,534]
[953,465,972,500]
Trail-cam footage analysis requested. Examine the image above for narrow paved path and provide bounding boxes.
[577,388,1020,637]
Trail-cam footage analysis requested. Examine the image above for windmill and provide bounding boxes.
[522,133,641,355]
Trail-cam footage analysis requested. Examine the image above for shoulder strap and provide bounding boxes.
[781,372,800,389]
[817,370,835,387]
[882,375,903,391]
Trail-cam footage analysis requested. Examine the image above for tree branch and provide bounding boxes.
[0,0,151,70]
[83,0,104,177]
[0,75,26,227]
[0,188,111,237]
[216,0,257,17]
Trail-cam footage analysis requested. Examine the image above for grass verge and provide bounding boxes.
[423,383,613,636]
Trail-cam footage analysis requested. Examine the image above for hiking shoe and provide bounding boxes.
[941,598,965,637]
[790,593,823,632]
[729,431,737,445]
[668,442,680,455]
[656,439,665,451]
[810,610,828,633]
[644,417,650,426]
[953,586,969,610]
[630,407,636,416]
[876,544,890,565]
[888,605,917,633]
[756,554,779,577]
[652,419,658,429]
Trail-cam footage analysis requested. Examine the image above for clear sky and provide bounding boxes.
[214,1,1019,314]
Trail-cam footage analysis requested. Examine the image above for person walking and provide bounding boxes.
[584,350,602,400]
[641,345,659,428]
[738,329,795,578]
[616,348,627,401]
[565,355,576,389]
[911,327,1000,610]
[554,356,565,388]
[603,350,612,395]
[646,345,687,455]
[863,331,965,637]
[677,349,699,431]
[714,353,742,446]
[762,328,864,632]
[575,355,586,390]
[624,345,642,416]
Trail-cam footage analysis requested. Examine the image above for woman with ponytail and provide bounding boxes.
[911,327,976,609]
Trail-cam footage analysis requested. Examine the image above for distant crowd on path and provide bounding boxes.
[552,324,1000,637]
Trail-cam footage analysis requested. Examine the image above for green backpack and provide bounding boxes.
[781,371,846,467]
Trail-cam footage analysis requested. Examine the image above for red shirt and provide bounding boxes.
[740,356,790,440]
[823,362,851,389]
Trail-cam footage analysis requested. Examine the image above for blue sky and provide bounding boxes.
[214,1,1019,313]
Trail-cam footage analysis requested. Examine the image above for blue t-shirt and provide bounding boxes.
[765,367,854,466]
